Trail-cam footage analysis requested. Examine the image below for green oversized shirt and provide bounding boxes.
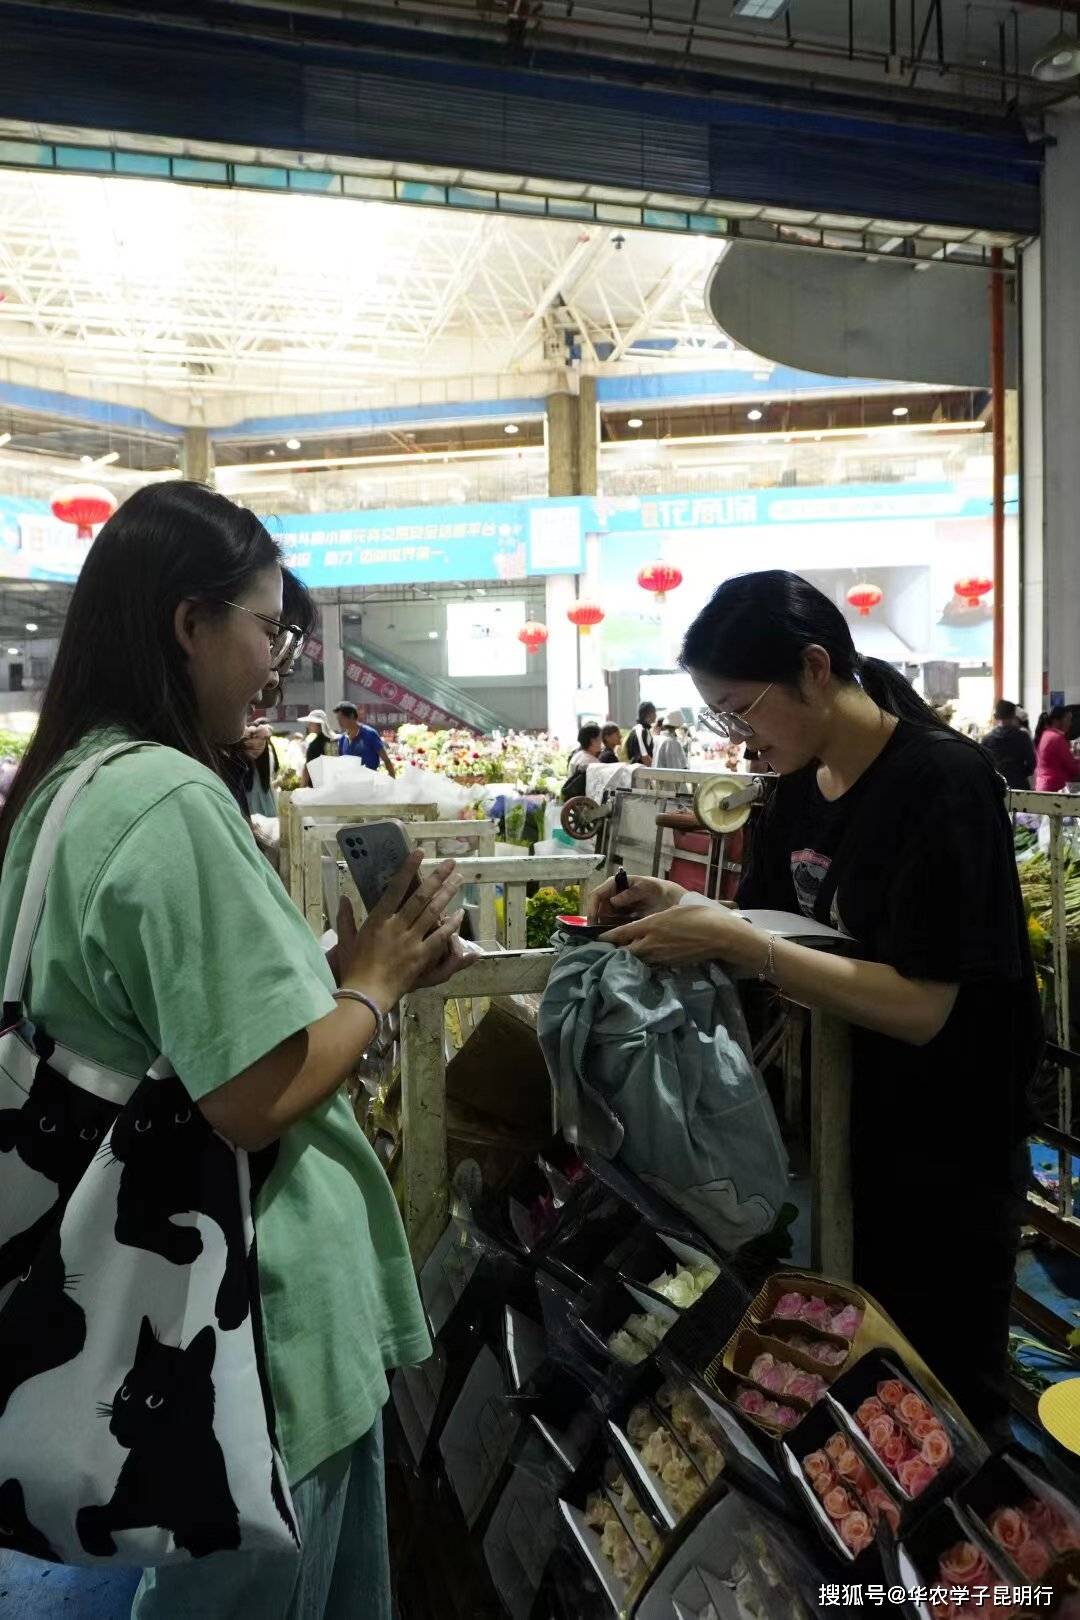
[0,730,430,1483]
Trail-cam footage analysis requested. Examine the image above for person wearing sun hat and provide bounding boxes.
[299,708,337,788]
[653,709,689,772]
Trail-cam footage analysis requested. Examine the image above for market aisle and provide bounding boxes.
[0,1551,138,1617]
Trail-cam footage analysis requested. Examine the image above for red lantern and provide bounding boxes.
[567,601,605,636]
[954,576,993,608]
[637,561,683,604]
[518,621,549,654]
[50,483,117,541]
[846,582,884,618]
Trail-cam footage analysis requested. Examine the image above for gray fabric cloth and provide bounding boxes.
[537,942,789,1251]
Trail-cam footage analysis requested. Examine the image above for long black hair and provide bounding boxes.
[1034,705,1070,747]
[681,570,954,734]
[0,481,281,865]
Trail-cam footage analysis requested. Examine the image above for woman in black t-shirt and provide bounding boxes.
[588,570,1041,1433]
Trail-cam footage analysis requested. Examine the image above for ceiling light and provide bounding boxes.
[1033,31,1080,82]
[25,622,37,632]
[427,630,439,639]
[627,417,644,430]
[747,409,763,422]
[892,405,910,418]
[0,433,10,449]
[733,0,790,18]
[504,423,520,436]
[267,449,276,457]
[80,455,94,466]
[98,451,120,466]
[286,438,301,451]
[7,648,19,657]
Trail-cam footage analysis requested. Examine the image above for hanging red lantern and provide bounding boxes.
[567,601,605,636]
[846,582,884,618]
[954,576,993,608]
[50,483,117,541]
[637,561,683,604]
[518,621,549,654]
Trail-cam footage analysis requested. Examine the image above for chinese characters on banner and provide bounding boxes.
[341,656,464,731]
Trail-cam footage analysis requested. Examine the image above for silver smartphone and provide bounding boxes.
[336,819,418,914]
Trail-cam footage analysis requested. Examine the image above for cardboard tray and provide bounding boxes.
[825,1349,973,1514]
[890,1498,1018,1620]
[954,1448,1080,1602]
[778,1399,895,1576]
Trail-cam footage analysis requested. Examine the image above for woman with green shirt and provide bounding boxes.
[0,482,465,1617]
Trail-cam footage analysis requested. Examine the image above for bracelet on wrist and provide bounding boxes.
[332,988,386,1044]
[757,932,778,984]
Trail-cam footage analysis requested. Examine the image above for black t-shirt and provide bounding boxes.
[981,723,1036,790]
[740,720,1041,1426]
[599,747,618,764]
[740,721,1040,1219]
[305,733,330,765]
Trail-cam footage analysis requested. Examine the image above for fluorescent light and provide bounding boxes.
[733,0,789,17]
[504,423,520,436]
[25,622,37,632]
[286,438,301,451]
[0,433,10,449]
[98,451,120,466]
[80,455,94,466]
[892,406,910,418]
[627,417,644,430]
[747,409,763,422]
[427,630,439,639]
[7,648,18,656]
[1033,32,1080,82]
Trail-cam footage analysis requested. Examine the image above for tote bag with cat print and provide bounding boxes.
[0,742,301,1566]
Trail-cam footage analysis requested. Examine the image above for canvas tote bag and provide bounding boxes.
[0,741,300,1565]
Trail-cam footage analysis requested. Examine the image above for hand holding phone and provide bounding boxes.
[337,820,418,914]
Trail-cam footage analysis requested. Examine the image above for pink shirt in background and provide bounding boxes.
[1035,727,1080,793]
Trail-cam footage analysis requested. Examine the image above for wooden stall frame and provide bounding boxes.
[280,792,439,911]
[400,949,855,1276]
[299,819,500,938]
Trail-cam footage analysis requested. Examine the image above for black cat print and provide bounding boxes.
[0,1025,293,1564]
[0,1225,86,1417]
[0,1477,59,1563]
[0,1050,119,1290]
[77,1317,240,1560]
[109,1076,249,1332]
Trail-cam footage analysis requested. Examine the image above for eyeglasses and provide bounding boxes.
[698,682,775,742]
[212,599,306,671]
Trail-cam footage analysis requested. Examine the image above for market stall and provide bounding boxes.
[389,1123,1080,1620]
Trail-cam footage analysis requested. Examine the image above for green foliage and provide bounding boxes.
[526,885,582,948]
[0,730,31,761]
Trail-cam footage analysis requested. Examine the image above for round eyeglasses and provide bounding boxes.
[697,682,774,742]
[212,599,306,671]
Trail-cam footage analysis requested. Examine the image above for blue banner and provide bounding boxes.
[271,498,585,586]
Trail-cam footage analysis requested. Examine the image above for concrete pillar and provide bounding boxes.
[1038,107,1080,704]
[544,573,578,748]
[545,391,582,744]
[181,428,214,486]
[547,393,577,498]
[1020,240,1045,723]
[320,602,345,716]
[577,376,598,498]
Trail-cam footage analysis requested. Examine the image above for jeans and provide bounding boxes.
[131,1416,391,1620]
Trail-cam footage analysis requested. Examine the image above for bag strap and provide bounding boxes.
[4,740,154,1013]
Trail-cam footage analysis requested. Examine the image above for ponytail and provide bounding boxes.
[1035,706,1069,747]
[854,655,955,735]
